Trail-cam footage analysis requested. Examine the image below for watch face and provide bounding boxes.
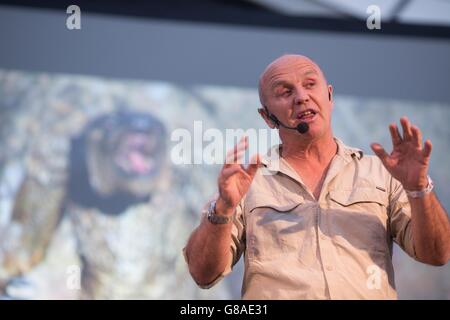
[207,201,216,219]
[207,201,215,222]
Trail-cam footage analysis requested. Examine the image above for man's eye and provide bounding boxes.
[305,82,315,88]
[282,89,292,96]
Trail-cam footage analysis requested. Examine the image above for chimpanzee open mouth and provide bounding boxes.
[114,130,161,177]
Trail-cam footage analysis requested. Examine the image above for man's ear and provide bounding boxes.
[327,84,334,109]
[258,107,276,129]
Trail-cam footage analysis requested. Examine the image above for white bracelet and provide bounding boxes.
[404,176,434,198]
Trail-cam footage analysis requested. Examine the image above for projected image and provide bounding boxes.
[0,70,241,299]
[0,69,449,299]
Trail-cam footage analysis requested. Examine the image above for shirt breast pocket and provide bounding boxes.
[329,187,387,214]
[245,194,305,261]
[328,187,389,253]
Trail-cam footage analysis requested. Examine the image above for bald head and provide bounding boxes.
[258,54,326,106]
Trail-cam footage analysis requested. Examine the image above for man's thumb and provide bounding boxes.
[371,143,389,164]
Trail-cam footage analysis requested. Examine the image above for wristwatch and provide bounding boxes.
[207,200,233,224]
[404,175,434,198]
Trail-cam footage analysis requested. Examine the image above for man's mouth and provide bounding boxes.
[296,109,317,122]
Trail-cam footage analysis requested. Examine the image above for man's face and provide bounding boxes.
[260,55,333,140]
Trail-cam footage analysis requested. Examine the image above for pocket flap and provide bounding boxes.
[247,193,304,213]
[329,188,386,207]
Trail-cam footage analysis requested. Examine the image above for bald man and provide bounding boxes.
[184,54,450,299]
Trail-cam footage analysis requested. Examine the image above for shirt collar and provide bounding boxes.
[335,138,363,163]
[261,137,363,173]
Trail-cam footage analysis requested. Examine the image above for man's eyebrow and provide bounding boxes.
[268,69,320,91]
[270,80,291,89]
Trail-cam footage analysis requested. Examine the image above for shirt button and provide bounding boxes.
[326,265,333,271]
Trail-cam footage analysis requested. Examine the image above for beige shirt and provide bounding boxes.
[192,139,416,299]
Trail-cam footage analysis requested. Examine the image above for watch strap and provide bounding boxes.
[207,200,233,224]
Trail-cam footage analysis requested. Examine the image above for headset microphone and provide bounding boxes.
[267,111,309,134]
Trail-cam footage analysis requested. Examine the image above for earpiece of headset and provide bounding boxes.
[269,114,280,126]
[264,106,280,126]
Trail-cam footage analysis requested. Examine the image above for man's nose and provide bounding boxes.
[293,86,309,104]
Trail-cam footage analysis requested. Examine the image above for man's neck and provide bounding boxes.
[280,133,337,167]
[280,133,338,199]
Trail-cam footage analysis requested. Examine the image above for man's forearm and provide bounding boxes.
[409,192,450,265]
[185,202,235,286]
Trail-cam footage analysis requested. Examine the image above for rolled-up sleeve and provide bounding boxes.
[388,177,417,259]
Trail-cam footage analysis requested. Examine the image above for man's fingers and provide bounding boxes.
[225,136,248,165]
[221,165,243,179]
[229,136,248,155]
[389,123,402,147]
[423,139,432,158]
[371,143,390,165]
[245,154,261,178]
[221,154,261,181]
[225,149,246,164]
[236,135,249,151]
[400,117,413,141]
[411,125,422,148]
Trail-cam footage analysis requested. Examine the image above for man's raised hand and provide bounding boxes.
[371,117,432,191]
[216,136,261,214]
